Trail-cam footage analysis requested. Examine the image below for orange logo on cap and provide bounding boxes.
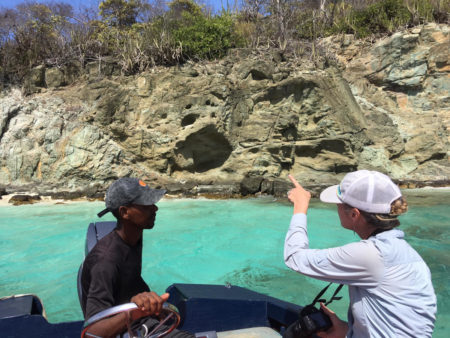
[139,180,147,187]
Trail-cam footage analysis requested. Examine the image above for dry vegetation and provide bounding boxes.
[0,0,448,84]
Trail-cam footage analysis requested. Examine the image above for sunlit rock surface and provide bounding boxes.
[0,23,448,197]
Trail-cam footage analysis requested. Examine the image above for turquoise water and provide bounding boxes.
[0,192,449,337]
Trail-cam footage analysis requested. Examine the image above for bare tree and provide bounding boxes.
[242,0,265,19]
[267,0,299,49]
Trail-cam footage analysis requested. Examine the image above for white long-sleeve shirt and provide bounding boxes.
[284,213,436,337]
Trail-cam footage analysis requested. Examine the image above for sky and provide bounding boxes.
[0,0,237,13]
[1,0,101,10]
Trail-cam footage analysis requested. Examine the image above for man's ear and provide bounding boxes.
[119,206,129,220]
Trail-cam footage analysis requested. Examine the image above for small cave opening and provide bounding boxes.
[281,126,298,141]
[295,139,348,157]
[281,162,292,171]
[334,164,357,173]
[250,69,269,80]
[181,113,199,127]
[175,125,233,173]
[295,144,319,158]
[319,139,347,153]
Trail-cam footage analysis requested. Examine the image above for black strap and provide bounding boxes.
[310,282,344,307]
[310,282,332,306]
[325,283,344,306]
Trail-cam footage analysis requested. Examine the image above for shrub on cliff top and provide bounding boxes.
[295,0,440,39]
[91,0,237,71]
[347,0,411,37]
[166,0,238,60]
[172,12,237,60]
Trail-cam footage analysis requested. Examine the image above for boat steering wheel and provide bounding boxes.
[81,302,181,338]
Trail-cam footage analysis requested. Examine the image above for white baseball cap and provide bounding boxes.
[320,170,402,214]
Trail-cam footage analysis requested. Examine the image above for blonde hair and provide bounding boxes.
[389,197,408,216]
[346,197,408,230]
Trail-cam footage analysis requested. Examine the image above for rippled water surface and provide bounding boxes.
[0,190,448,336]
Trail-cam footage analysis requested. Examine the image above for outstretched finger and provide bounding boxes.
[160,293,170,302]
[288,174,301,188]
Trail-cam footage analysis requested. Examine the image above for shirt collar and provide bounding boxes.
[374,228,404,240]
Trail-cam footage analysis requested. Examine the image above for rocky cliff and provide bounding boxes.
[0,23,448,198]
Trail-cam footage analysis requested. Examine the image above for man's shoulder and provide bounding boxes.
[85,231,123,264]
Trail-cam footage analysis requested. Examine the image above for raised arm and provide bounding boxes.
[284,175,383,286]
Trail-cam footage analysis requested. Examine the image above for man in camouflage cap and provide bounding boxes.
[81,177,193,337]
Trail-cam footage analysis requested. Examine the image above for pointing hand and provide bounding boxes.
[287,174,311,214]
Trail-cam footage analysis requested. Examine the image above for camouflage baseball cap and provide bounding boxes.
[97,177,166,218]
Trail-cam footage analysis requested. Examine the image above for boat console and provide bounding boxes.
[167,283,300,334]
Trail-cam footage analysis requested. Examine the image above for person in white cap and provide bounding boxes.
[285,170,436,338]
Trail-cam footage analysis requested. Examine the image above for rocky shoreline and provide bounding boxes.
[1,176,448,206]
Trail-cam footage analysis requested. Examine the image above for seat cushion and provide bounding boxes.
[217,327,281,338]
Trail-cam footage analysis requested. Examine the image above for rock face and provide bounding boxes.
[0,24,448,198]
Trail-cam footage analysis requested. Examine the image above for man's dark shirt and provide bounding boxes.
[81,230,150,319]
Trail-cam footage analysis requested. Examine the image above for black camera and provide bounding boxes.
[283,282,344,338]
[284,304,332,338]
